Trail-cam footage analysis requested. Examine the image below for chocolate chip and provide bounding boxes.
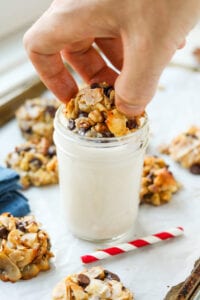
[47,145,56,157]
[68,119,75,130]
[78,274,90,288]
[29,158,43,168]
[104,270,120,282]
[185,133,198,139]
[103,86,113,98]
[141,192,153,201]
[16,221,27,232]
[78,112,88,118]
[47,238,52,251]
[126,119,138,129]
[102,131,114,138]
[90,83,100,89]
[190,163,200,175]
[16,146,32,153]
[0,227,9,239]
[22,125,33,134]
[45,105,56,117]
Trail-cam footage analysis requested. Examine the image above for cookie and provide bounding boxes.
[140,156,179,206]
[52,266,133,300]
[5,138,58,188]
[16,97,59,143]
[0,213,53,282]
[64,82,144,138]
[160,126,200,174]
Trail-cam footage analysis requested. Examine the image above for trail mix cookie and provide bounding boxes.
[5,138,58,188]
[140,156,179,206]
[64,82,144,138]
[52,266,133,300]
[0,213,53,282]
[160,126,200,175]
[16,97,59,143]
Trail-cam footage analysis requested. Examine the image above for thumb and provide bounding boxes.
[115,36,175,117]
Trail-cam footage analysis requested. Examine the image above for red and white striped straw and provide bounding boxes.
[81,226,184,264]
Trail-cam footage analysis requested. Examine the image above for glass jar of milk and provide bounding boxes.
[54,105,149,242]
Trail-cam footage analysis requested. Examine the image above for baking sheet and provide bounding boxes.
[0,25,200,300]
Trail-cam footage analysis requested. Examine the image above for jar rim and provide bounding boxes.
[54,104,149,148]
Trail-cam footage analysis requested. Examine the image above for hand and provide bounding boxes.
[24,0,200,116]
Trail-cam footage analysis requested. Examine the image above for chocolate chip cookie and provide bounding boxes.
[140,156,180,206]
[160,126,200,175]
[0,213,53,282]
[16,97,59,143]
[5,138,58,188]
[52,266,133,300]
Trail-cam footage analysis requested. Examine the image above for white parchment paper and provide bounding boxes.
[0,24,200,300]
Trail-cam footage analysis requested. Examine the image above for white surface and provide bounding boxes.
[0,0,52,39]
[0,26,200,300]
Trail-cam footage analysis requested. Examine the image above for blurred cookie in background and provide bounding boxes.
[140,156,180,206]
[16,98,59,143]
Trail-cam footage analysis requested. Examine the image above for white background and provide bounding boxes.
[0,0,52,39]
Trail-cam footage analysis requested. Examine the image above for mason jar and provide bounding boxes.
[54,105,149,242]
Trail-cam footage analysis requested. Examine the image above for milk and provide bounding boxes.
[54,105,149,241]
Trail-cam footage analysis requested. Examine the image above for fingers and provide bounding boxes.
[61,42,118,86]
[24,8,118,100]
[26,51,78,102]
[115,35,176,117]
[95,37,123,70]
[23,12,79,102]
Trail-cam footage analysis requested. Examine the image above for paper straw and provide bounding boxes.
[81,226,184,264]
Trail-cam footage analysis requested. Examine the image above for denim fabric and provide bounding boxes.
[0,166,22,193]
[0,166,30,216]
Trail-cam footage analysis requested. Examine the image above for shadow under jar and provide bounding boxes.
[54,105,149,242]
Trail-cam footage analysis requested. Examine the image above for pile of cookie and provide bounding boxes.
[6,98,59,188]
[6,85,199,205]
[1,84,200,298]
[0,212,133,298]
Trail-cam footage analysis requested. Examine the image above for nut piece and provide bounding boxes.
[52,266,133,300]
[106,109,128,137]
[0,252,21,282]
[140,156,180,206]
